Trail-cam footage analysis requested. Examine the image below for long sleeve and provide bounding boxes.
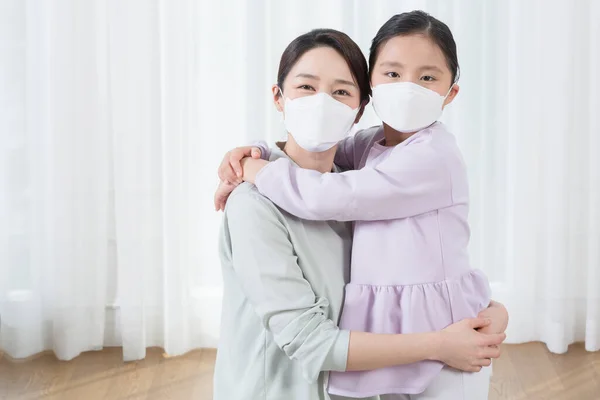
[334,126,382,172]
[224,189,350,382]
[254,137,454,222]
[333,136,356,172]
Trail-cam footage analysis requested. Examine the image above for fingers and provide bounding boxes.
[480,346,502,359]
[230,150,244,179]
[231,147,258,179]
[482,332,506,347]
[219,153,240,184]
[214,181,236,211]
[468,317,492,330]
[215,193,229,212]
[221,167,238,185]
[214,190,225,211]
[473,358,492,367]
[251,147,261,159]
[464,365,482,373]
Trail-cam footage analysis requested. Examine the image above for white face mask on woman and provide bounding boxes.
[372,81,453,133]
[281,90,359,152]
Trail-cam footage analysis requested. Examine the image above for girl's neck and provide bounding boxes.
[281,135,336,174]
[382,123,417,147]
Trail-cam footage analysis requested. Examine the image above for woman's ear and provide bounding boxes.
[272,84,284,112]
[443,84,460,108]
[354,99,370,124]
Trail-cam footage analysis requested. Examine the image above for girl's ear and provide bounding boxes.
[443,84,460,108]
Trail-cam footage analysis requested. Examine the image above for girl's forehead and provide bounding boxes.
[377,35,447,66]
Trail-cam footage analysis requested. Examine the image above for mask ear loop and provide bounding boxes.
[444,83,455,99]
[277,86,286,128]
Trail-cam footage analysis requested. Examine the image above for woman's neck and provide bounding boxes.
[382,123,417,147]
[281,135,336,173]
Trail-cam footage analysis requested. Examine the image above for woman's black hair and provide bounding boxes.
[277,29,371,104]
[369,10,460,83]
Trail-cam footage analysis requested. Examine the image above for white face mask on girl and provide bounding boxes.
[372,82,454,133]
[281,90,359,152]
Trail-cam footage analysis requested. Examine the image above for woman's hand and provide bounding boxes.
[218,146,262,185]
[435,317,506,372]
[477,300,509,335]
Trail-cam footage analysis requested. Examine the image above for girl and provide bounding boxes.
[216,11,505,400]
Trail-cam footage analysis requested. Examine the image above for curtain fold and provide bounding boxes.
[1,0,599,361]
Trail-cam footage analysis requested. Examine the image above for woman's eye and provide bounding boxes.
[386,72,400,78]
[421,75,436,82]
[333,89,350,96]
[298,85,315,91]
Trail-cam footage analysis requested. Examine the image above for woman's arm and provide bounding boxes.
[224,191,504,382]
[241,138,452,222]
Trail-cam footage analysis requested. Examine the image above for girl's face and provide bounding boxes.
[370,34,459,107]
[273,47,362,112]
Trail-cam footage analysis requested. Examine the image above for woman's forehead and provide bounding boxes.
[287,47,355,82]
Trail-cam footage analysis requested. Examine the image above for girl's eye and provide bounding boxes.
[386,72,400,78]
[298,85,315,91]
[421,75,436,82]
[333,89,350,96]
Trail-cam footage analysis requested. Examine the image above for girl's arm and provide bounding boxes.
[347,318,503,373]
[216,127,378,186]
[217,143,269,185]
[477,300,509,334]
[225,191,504,382]
[242,139,453,222]
[332,135,358,172]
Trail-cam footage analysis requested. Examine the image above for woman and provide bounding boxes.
[214,28,507,400]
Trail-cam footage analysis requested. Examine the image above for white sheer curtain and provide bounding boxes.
[1,0,598,361]
[0,0,231,360]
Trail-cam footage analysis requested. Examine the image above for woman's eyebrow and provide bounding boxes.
[295,73,320,80]
[334,79,357,87]
[295,73,356,87]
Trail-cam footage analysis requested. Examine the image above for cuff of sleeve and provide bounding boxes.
[322,329,350,372]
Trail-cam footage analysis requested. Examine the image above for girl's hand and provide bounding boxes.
[214,158,270,211]
[435,317,506,372]
[218,146,262,185]
[477,300,509,335]
[214,181,237,211]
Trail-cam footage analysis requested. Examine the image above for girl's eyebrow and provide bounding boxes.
[379,61,404,68]
[419,65,444,73]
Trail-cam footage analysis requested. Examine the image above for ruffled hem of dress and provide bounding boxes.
[327,269,491,397]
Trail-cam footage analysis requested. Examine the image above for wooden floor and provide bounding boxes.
[1,343,599,400]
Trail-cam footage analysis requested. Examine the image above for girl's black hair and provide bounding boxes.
[369,10,460,83]
[277,29,371,104]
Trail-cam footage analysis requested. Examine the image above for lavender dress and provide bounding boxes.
[254,123,491,397]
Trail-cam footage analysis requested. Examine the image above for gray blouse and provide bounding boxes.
[214,145,378,400]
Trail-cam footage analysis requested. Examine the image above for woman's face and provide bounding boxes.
[370,34,458,106]
[273,46,362,112]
